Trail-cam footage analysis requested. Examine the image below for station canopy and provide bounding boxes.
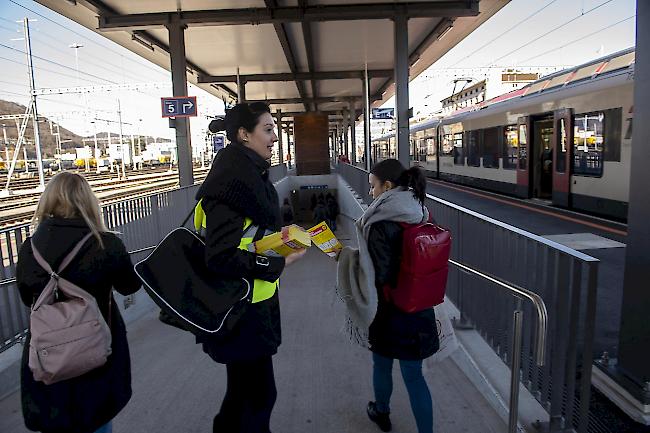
[35,0,510,120]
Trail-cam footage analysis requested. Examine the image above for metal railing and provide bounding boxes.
[339,163,600,433]
[449,258,547,433]
[0,163,288,353]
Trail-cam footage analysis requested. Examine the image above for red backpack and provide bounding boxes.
[383,222,452,313]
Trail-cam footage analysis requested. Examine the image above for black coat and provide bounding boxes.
[367,221,439,360]
[16,218,142,433]
[196,141,286,364]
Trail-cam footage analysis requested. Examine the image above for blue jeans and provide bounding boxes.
[372,353,433,433]
[94,421,112,433]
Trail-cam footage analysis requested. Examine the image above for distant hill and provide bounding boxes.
[0,99,172,159]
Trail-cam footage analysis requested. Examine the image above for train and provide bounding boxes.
[372,48,635,221]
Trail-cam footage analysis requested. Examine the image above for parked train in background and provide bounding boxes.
[373,48,635,221]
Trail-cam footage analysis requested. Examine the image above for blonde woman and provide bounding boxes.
[16,172,141,433]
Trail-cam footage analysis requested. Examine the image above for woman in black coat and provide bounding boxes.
[336,159,438,433]
[196,103,305,433]
[16,172,141,433]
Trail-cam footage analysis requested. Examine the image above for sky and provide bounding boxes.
[0,0,638,146]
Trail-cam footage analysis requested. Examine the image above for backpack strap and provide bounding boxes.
[31,233,94,278]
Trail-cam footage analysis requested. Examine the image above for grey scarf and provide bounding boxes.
[336,187,429,346]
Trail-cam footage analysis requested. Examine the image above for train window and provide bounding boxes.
[442,134,454,155]
[518,124,528,169]
[482,127,499,169]
[453,132,464,165]
[556,118,567,173]
[466,131,480,167]
[503,125,518,169]
[573,112,604,176]
[604,107,622,162]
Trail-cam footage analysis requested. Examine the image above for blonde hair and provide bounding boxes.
[33,172,108,247]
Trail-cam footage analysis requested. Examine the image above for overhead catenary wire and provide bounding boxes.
[486,0,618,67]
[0,43,117,84]
[448,0,561,68]
[517,15,636,64]
[8,0,169,79]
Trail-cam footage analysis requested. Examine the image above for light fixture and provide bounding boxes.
[437,25,453,41]
[131,33,154,52]
[412,58,421,67]
[64,0,77,5]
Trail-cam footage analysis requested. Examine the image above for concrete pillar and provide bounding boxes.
[166,15,193,187]
[617,0,650,403]
[363,71,372,171]
[349,100,357,165]
[276,109,283,164]
[394,14,410,167]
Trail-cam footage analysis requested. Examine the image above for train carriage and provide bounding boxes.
[372,48,635,221]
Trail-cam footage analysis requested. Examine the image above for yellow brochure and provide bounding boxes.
[307,221,343,258]
[249,225,311,257]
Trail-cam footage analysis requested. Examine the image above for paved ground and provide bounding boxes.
[0,229,505,433]
[426,179,626,358]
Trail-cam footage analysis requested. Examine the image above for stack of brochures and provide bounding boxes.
[249,222,342,258]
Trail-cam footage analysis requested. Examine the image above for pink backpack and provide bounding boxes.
[29,233,112,385]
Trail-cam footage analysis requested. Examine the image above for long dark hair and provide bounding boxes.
[370,159,426,205]
[208,102,271,144]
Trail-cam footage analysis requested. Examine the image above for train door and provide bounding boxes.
[552,108,574,207]
[532,115,554,200]
[516,116,532,198]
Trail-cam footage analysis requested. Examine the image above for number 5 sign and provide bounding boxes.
[161,96,198,118]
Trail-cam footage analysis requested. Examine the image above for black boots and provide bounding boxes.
[367,401,392,432]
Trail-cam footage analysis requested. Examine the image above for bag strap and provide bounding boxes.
[181,203,197,228]
[31,232,93,277]
[253,225,266,242]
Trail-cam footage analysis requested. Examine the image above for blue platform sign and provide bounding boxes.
[161,96,197,118]
[212,135,225,152]
[372,108,394,119]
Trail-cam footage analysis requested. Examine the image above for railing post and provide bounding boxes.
[150,194,162,240]
[509,309,524,433]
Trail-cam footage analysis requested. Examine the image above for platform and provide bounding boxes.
[0,226,505,433]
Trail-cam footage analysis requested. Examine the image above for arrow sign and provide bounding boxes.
[161,96,197,118]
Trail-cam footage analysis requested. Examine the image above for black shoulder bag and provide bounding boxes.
[134,204,265,337]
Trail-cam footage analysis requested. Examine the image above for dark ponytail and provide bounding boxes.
[398,166,426,205]
[370,159,426,205]
[208,102,271,144]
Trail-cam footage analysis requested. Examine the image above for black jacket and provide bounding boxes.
[16,218,141,433]
[196,141,286,364]
[367,221,439,360]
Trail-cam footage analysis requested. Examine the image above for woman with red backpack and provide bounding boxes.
[336,159,439,433]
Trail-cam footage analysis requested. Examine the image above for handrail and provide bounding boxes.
[449,258,548,366]
[426,192,600,263]
[448,258,548,433]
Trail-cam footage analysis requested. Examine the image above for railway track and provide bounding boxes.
[0,165,202,191]
[0,167,210,227]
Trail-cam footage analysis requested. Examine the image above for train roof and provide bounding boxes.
[372,47,636,140]
[440,47,635,123]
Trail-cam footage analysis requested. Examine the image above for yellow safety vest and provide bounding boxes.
[194,199,278,303]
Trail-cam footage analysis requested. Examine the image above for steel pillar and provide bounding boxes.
[394,14,410,167]
[238,79,247,103]
[343,110,349,159]
[363,70,372,170]
[617,0,650,404]
[166,16,194,187]
[276,109,283,163]
[349,100,357,165]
